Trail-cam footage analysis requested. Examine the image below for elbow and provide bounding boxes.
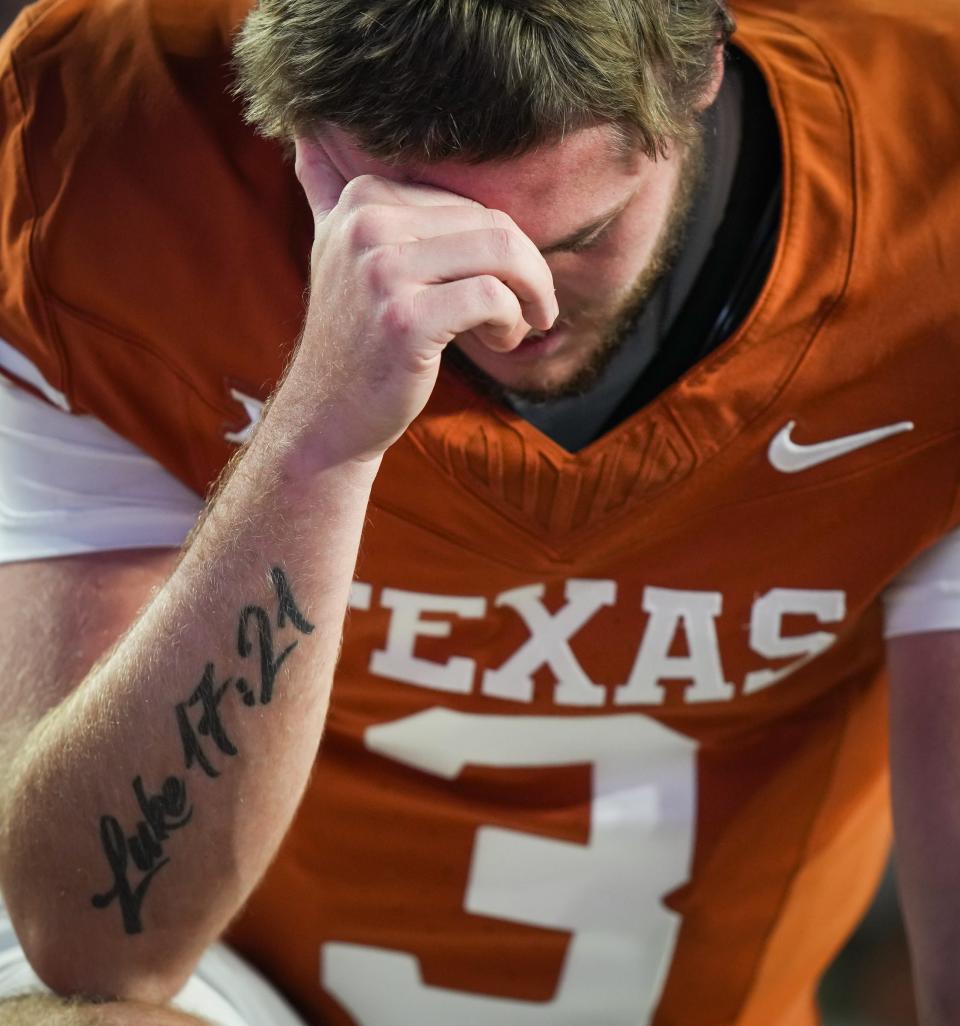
[8,904,193,1006]
[0,823,195,1004]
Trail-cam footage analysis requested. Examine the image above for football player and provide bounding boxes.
[0,1,957,1025]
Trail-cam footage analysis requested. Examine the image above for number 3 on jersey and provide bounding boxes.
[323,711,697,1025]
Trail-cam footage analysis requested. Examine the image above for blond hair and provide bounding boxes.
[233,0,733,163]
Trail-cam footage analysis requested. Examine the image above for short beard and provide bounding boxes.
[446,128,706,405]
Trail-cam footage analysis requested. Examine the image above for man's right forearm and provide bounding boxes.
[0,365,380,1003]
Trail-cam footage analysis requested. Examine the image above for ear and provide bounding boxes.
[694,44,726,112]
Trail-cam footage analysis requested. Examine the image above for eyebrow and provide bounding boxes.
[538,197,632,255]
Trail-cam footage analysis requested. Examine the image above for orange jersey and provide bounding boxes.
[1,1,959,1024]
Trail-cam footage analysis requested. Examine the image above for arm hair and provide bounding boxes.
[0,993,214,1026]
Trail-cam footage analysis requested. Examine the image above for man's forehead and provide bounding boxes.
[319,124,646,244]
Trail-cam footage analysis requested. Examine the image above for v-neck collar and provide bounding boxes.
[406,7,855,546]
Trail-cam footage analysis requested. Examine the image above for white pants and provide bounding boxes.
[0,905,306,1026]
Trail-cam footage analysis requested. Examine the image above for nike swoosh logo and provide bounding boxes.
[768,419,915,473]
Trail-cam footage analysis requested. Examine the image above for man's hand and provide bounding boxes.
[292,138,558,462]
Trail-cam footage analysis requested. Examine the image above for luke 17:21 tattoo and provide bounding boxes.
[91,566,315,935]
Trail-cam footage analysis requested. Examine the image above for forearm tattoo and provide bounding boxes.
[91,567,315,935]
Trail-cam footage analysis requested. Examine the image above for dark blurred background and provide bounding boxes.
[820,861,919,1026]
[0,0,26,34]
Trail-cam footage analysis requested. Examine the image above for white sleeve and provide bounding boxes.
[883,526,960,638]
[0,373,203,564]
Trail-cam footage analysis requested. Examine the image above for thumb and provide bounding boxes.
[294,137,347,221]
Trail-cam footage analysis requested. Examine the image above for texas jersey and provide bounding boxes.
[0,1,958,1024]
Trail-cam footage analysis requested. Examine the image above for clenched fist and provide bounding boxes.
[287,138,558,463]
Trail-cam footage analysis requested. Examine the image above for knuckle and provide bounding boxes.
[381,297,415,338]
[489,226,518,261]
[488,208,517,234]
[340,174,381,207]
[344,205,390,250]
[475,274,505,308]
[360,245,397,292]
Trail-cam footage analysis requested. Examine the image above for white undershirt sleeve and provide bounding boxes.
[0,372,202,564]
[882,526,960,639]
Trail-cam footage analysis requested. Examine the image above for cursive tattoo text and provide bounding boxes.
[92,566,314,934]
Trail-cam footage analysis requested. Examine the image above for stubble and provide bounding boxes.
[447,129,707,404]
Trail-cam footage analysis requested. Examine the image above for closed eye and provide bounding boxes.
[565,223,614,254]
[539,201,628,256]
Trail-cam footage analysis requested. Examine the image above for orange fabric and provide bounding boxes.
[1,1,959,1024]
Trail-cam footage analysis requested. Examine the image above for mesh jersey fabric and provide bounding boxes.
[0,1,958,1025]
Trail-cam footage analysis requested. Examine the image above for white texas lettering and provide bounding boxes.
[353,580,848,705]
[481,580,616,706]
[616,587,734,705]
[743,588,846,694]
[370,588,487,693]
